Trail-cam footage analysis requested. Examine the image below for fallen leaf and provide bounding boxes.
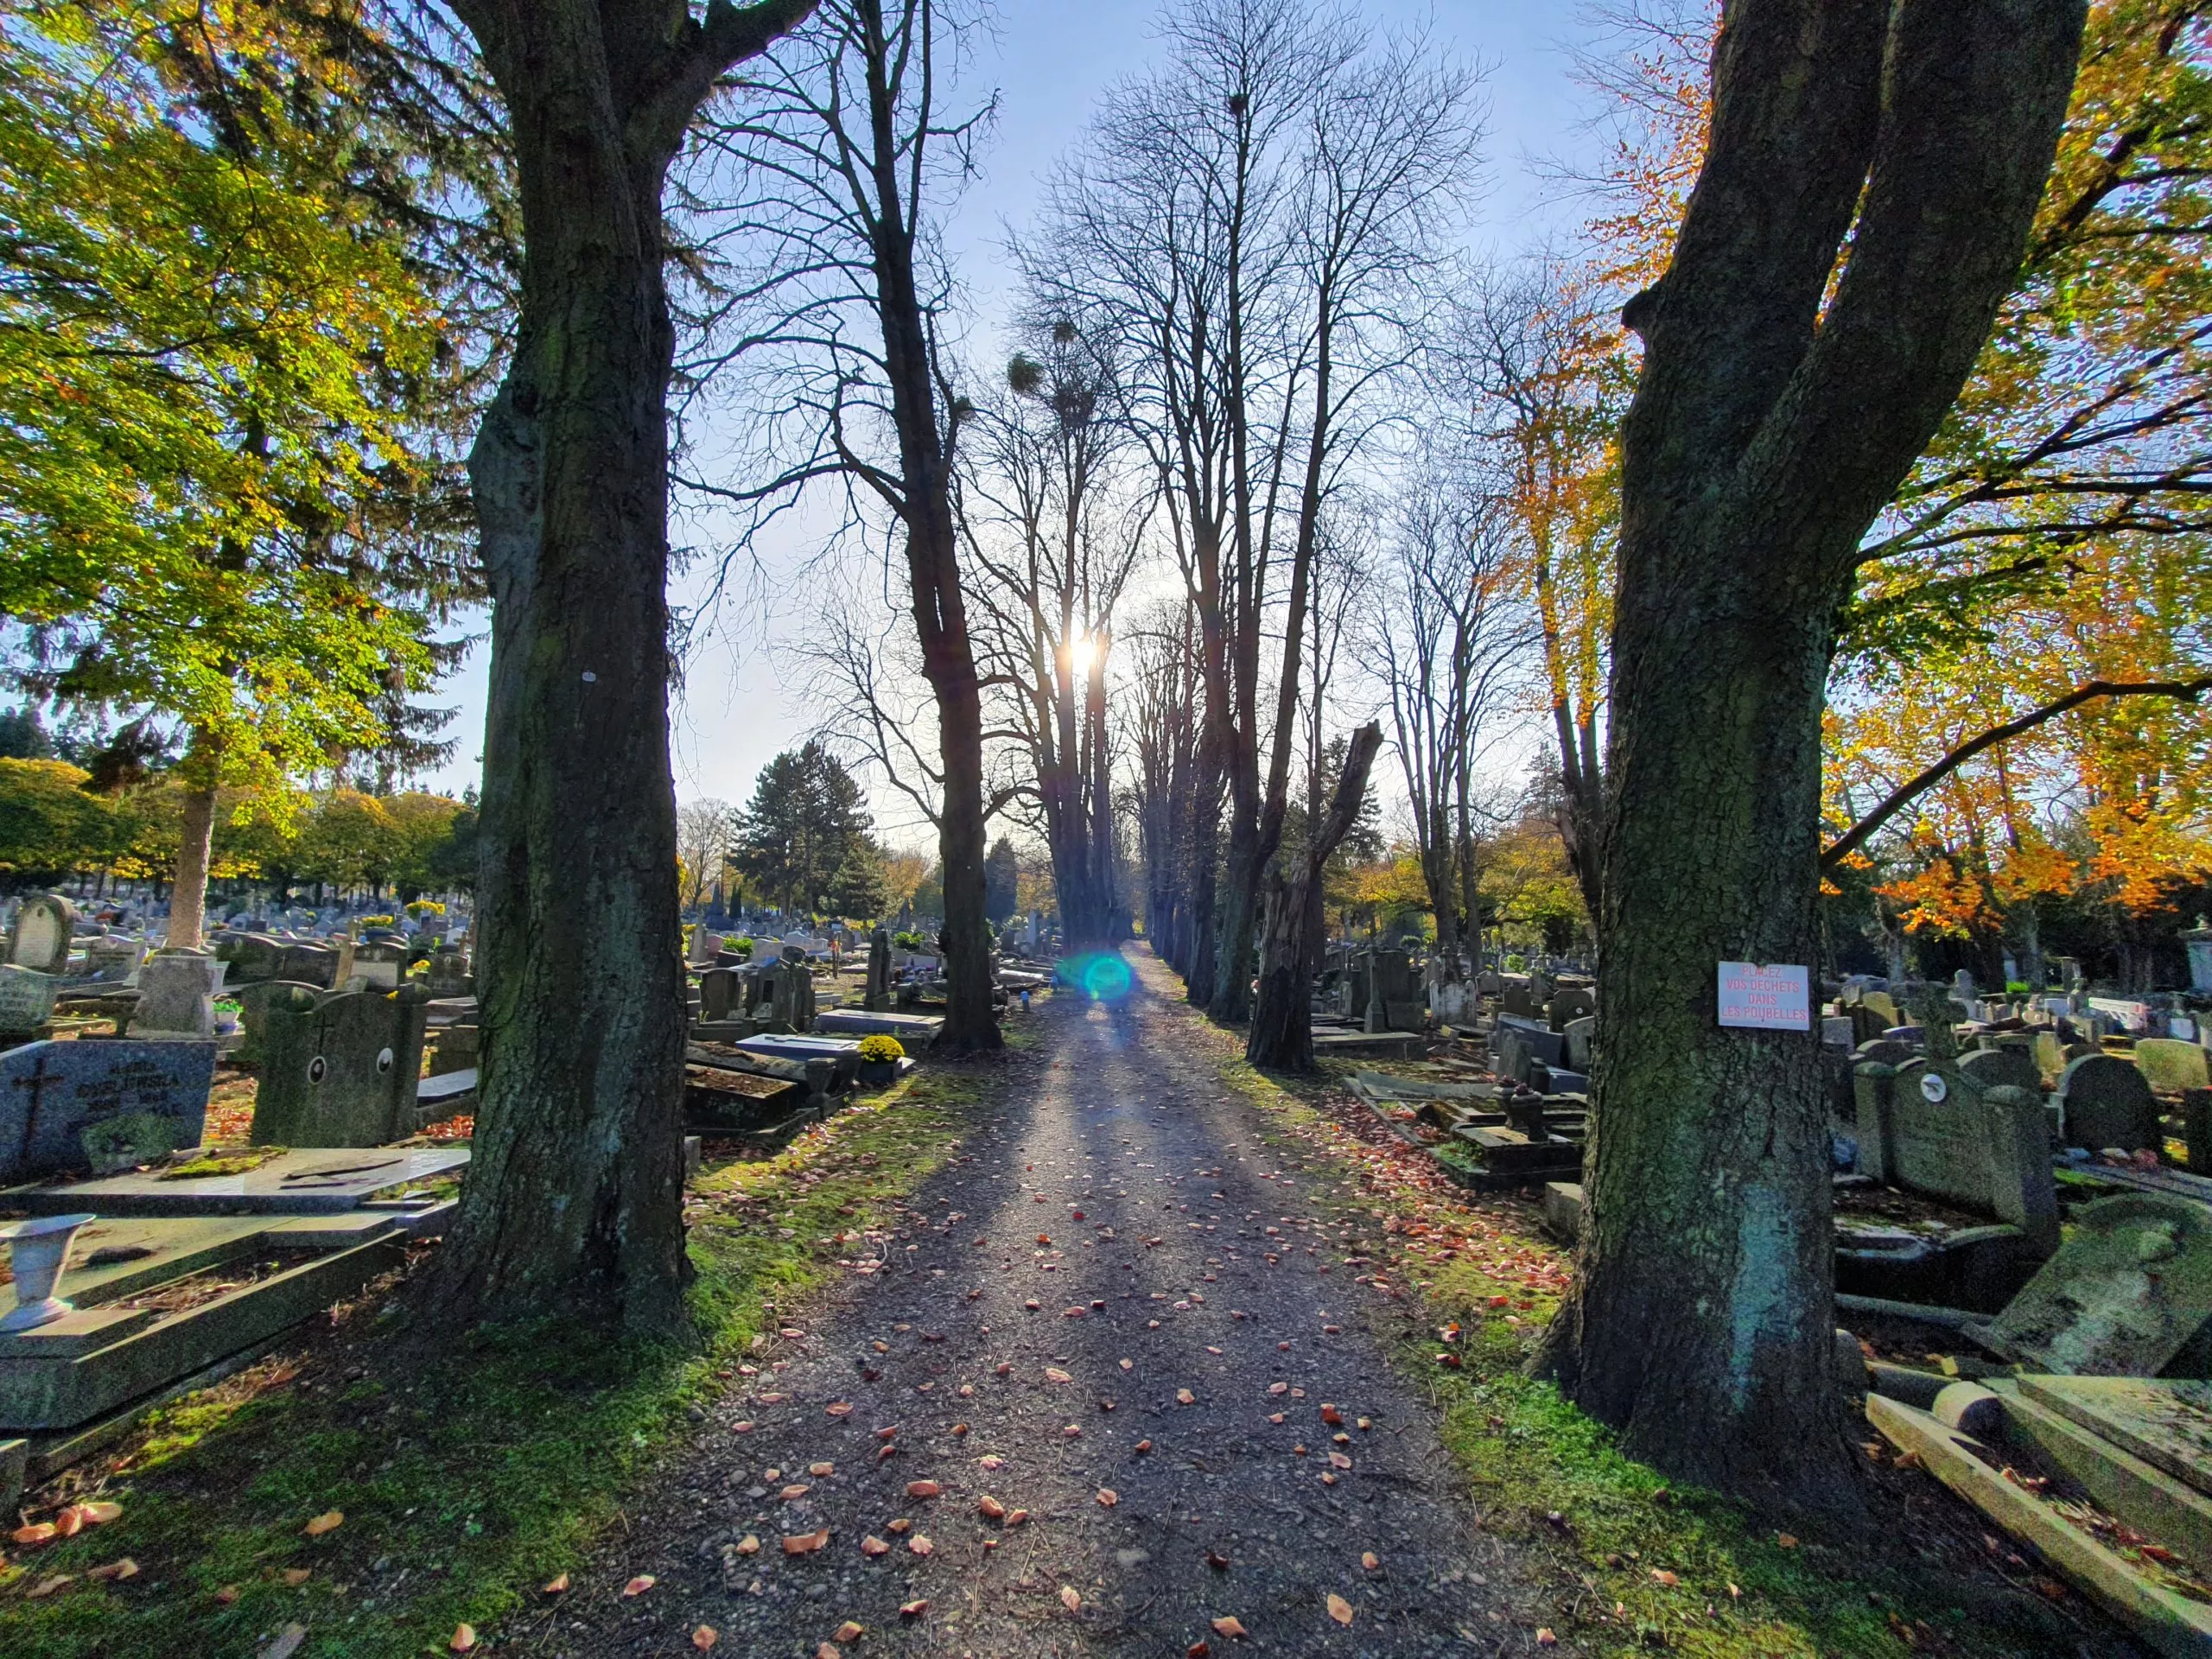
[1361,1551,1379,1571]
[1650,1569,1679,1587]
[1268,1382,1287,1396]
[1045,1367,1072,1383]
[826,1402,854,1417]
[1319,1405,1343,1426]
[543,1572,571,1593]
[735,1535,760,1556]
[1212,1614,1248,1637]
[1205,1549,1230,1571]
[10,1523,54,1547]
[263,1622,308,1659]
[303,1510,344,1537]
[810,1645,832,1659]
[810,1462,836,1477]
[978,1495,1007,1521]
[450,1624,478,1653]
[1326,1592,1354,1625]
[906,1479,941,1498]
[861,1535,892,1556]
[1177,1389,1196,1405]
[214,1585,240,1605]
[87,1558,138,1582]
[835,1620,864,1641]
[1189,1645,1211,1659]
[623,1573,658,1596]
[1096,1488,1118,1508]
[781,1484,811,1501]
[887,1517,912,1534]
[899,1598,930,1617]
[1536,1629,1558,1647]
[1328,1452,1351,1470]
[283,1567,313,1586]
[26,1574,73,1599]
[1776,1533,1798,1549]
[694,1627,719,1651]
[1007,1508,1031,1526]
[784,1529,830,1556]
[1060,1585,1082,1612]
[53,1508,83,1538]
[79,1501,122,1526]
[909,1534,934,1556]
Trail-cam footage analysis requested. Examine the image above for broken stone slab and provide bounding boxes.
[1998,1377,2212,1575]
[2018,1376,2212,1501]
[1974,1193,2212,1378]
[1871,1392,2212,1657]
[9,1146,470,1217]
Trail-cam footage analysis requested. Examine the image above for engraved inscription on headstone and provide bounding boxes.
[0,1039,215,1179]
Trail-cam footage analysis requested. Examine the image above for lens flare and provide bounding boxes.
[1060,950,1131,1002]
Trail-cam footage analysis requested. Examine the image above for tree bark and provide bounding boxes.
[431,0,817,1338]
[1538,0,2085,1515]
[167,765,219,952]
[1247,722,1381,1071]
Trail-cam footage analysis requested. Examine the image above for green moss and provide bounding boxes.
[0,1071,969,1659]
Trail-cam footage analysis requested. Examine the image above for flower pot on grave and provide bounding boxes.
[858,1058,896,1088]
[0,1212,96,1331]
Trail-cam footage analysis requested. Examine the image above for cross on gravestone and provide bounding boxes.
[0,1040,215,1180]
[250,985,432,1148]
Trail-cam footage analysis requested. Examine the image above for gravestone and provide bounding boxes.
[2056,1052,2163,1153]
[861,928,892,1014]
[766,947,817,1033]
[0,1039,215,1180]
[277,941,340,988]
[79,936,145,985]
[1546,986,1595,1033]
[232,980,322,1066]
[689,928,722,968]
[698,966,743,1023]
[2137,1039,2211,1096]
[1855,1037,1917,1069]
[251,985,431,1147]
[1960,1046,2044,1096]
[346,940,407,991]
[1562,1014,1596,1075]
[423,948,473,998]
[6,895,74,976]
[1979,1194,2212,1376]
[0,966,58,1039]
[1855,1061,2058,1251]
[130,951,227,1040]
[16,1145,469,1217]
[1861,989,1900,1029]
[1362,950,1421,1033]
[2031,1029,2069,1081]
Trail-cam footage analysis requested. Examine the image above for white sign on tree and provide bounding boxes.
[1716,962,1810,1032]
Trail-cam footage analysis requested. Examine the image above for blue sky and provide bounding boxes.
[419,1,1618,822]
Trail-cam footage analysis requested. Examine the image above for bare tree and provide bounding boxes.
[1124,596,1208,964]
[962,315,1145,944]
[1376,480,1535,969]
[677,798,734,911]
[686,0,1001,1048]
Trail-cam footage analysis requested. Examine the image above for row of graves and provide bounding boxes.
[0,896,477,1511]
[1340,956,2212,1649]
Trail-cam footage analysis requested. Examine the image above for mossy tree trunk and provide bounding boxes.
[431,0,817,1338]
[1538,0,2085,1514]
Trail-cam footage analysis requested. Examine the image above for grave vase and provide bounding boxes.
[0,1212,96,1332]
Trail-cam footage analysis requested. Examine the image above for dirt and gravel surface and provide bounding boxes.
[514,953,1567,1658]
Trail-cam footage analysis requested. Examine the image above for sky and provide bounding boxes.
[416,1,1620,831]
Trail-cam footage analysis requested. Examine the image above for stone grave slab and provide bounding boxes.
[129,951,226,1039]
[813,1008,944,1042]
[2058,1053,2164,1152]
[2138,1039,2212,1096]
[0,966,58,1038]
[1961,1046,2044,1095]
[10,1146,470,1217]
[1978,1194,2212,1376]
[733,1033,862,1065]
[0,1223,405,1432]
[2019,1374,2212,1501]
[7,895,74,976]
[0,1040,214,1181]
[1855,1063,2057,1249]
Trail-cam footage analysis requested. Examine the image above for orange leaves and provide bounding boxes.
[905,1479,941,1499]
[977,1495,1006,1521]
[623,1573,658,1596]
[1326,1592,1355,1625]
[1096,1487,1119,1508]
[861,1535,892,1556]
[450,1624,478,1653]
[784,1529,830,1556]
[1059,1585,1083,1612]
[303,1510,343,1537]
[1212,1614,1248,1638]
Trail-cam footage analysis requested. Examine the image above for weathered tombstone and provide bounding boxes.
[2185,1089,2212,1175]
[251,985,431,1147]
[0,1039,215,1179]
[2056,1052,2164,1153]
[2186,918,2212,996]
[688,927,722,968]
[863,928,891,1013]
[1959,1046,2044,1096]
[699,966,743,1023]
[1363,950,1421,1033]
[423,948,473,998]
[1979,1194,2212,1377]
[2137,1038,2211,1096]
[1861,988,1899,1028]
[6,894,74,976]
[79,935,146,985]
[277,940,340,988]
[232,979,322,1066]
[1546,985,1596,1033]
[1856,1055,2057,1252]
[1854,1038,1916,1069]
[130,951,227,1040]
[1562,1014,1596,1075]
[346,939,406,991]
[767,947,816,1033]
[0,965,58,1039]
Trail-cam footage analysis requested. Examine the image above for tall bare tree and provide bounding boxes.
[1376,482,1533,968]
[1125,596,1207,963]
[1537,0,2086,1514]
[429,0,816,1338]
[689,0,1001,1047]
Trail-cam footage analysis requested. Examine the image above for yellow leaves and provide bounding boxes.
[1326,1592,1355,1625]
[302,1510,343,1537]
[1059,1585,1083,1612]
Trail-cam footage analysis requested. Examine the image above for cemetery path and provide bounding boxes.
[518,950,1566,1659]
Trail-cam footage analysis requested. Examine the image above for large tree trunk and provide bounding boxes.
[1248,722,1381,1070]
[434,0,816,1338]
[166,765,219,952]
[1537,0,2083,1515]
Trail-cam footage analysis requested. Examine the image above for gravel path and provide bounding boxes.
[519,952,1567,1658]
